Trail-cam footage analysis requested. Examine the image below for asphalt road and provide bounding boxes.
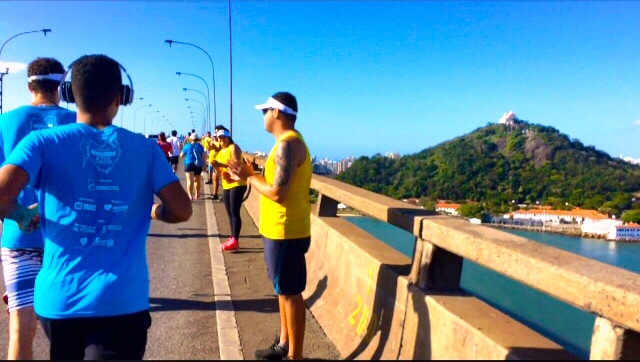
[0,164,340,360]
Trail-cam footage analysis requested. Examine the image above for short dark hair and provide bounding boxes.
[271,91,297,123]
[171,130,177,136]
[159,132,167,141]
[27,57,65,93]
[71,54,121,113]
[214,124,229,132]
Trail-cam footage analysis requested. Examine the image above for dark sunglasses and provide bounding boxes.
[262,108,273,115]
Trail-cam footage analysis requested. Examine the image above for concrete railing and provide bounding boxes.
[242,153,640,360]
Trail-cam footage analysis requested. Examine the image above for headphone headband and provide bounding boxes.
[59,58,134,106]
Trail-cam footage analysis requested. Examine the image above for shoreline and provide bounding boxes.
[488,223,640,243]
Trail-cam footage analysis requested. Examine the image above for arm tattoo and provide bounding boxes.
[274,140,296,188]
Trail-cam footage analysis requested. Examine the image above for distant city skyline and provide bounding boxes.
[1,1,638,161]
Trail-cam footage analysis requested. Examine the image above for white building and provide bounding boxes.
[582,218,622,236]
[508,207,609,225]
[498,111,516,125]
[607,223,640,241]
[436,202,460,216]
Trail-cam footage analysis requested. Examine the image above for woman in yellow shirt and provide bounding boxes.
[211,129,247,251]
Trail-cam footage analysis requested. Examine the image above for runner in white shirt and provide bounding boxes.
[167,130,182,173]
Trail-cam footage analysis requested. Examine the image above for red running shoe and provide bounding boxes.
[221,237,239,251]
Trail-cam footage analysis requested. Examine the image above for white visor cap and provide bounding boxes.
[254,97,297,115]
[28,73,64,82]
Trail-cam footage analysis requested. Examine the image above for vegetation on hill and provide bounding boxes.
[336,119,640,216]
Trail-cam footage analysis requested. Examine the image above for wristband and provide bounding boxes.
[7,205,40,232]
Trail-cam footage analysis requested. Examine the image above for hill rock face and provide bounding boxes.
[336,120,640,212]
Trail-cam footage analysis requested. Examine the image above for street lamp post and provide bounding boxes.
[133,103,152,132]
[164,39,216,130]
[185,98,206,113]
[121,97,144,127]
[176,71,209,134]
[150,115,165,134]
[143,110,160,135]
[0,28,52,114]
[182,88,208,112]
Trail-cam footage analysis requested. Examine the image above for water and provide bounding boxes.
[342,216,640,359]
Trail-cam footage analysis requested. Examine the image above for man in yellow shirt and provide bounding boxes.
[229,92,311,360]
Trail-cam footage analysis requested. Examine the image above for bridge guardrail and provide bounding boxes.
[242,153,640,359]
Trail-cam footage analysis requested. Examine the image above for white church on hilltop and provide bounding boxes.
[498,111,516,126]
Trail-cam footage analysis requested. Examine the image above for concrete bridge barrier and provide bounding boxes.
[242,154,640,360]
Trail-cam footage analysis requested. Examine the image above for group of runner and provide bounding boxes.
[0,54,311,361]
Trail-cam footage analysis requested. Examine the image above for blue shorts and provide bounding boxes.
[1,248,43,312]
[263,237,311,295]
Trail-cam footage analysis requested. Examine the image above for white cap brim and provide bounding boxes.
[254,97,297,115]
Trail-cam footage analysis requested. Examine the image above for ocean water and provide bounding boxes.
[342,216,640,359]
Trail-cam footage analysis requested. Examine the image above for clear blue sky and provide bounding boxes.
[1,1,638,162]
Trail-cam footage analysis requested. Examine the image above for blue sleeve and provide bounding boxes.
[151,141,179,194]
[4,131,43,188]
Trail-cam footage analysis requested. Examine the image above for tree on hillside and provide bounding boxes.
[622,209,640,224]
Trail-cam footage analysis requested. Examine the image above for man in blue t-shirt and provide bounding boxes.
[0,54,192,360]
[0,57,76,360]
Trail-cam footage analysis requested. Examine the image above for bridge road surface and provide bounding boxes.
[0,162,340,360]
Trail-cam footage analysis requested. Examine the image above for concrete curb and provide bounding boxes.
[205,189,244,360]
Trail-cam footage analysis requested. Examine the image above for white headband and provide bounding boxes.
[28,74,64,82]
[254,97,297,115]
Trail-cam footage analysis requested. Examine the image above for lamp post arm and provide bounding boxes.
[0,29,51,60]
[167,39,215,129]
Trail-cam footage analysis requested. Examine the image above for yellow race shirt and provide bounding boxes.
[259,130,311,240]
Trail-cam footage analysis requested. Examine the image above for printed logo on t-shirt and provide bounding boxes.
[29,116,48,131]
[81,139,122,174]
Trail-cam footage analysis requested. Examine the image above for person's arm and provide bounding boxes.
[231,138,305,203]
[0,164,40,231]
[151,180,192,223]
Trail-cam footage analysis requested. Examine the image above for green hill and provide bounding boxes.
[336,119,640,215]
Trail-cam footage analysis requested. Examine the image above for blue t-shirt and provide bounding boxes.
[182,142,204,166]
[0,105,76,249]
[5,123,178,318]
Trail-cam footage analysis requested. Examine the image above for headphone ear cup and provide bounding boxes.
[120,85,133,106]
[60,82,75,103]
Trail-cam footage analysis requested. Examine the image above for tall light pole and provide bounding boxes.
[185,98,206,114]
[176,71,209,134]
[182,87,207,111]
[0,28,51,114]
[164,39,216,130]
[150,115,165,134]
[228,0,233,136]
[143,110,160,135]
[121,97,143,127]
[133,103,152,132]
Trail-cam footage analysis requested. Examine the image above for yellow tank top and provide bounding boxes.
[216,144,247,190]
[259,130,311,239]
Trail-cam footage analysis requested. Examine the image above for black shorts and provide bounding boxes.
[184,163,203,175]
[38,310,152,360]
[263,236,311,295]
[170,156,179,165]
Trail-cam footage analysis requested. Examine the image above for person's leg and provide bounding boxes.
[2,248,42,360]
[83,311,151,360]
[212,169,221,200]
[194,174,202,199]
[8,307,38,359]
[223,188,232,228]
[185,171,195,199]
[38,316,86,360]
[282,294,305,359]
[206,165,213,183]
[276,238,310,360]
[229,185,247,239]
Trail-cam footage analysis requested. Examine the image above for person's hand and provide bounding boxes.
[227,158,253,181]
[12,203,41,233]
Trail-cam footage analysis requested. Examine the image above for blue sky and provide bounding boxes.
[1,1,638,162]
